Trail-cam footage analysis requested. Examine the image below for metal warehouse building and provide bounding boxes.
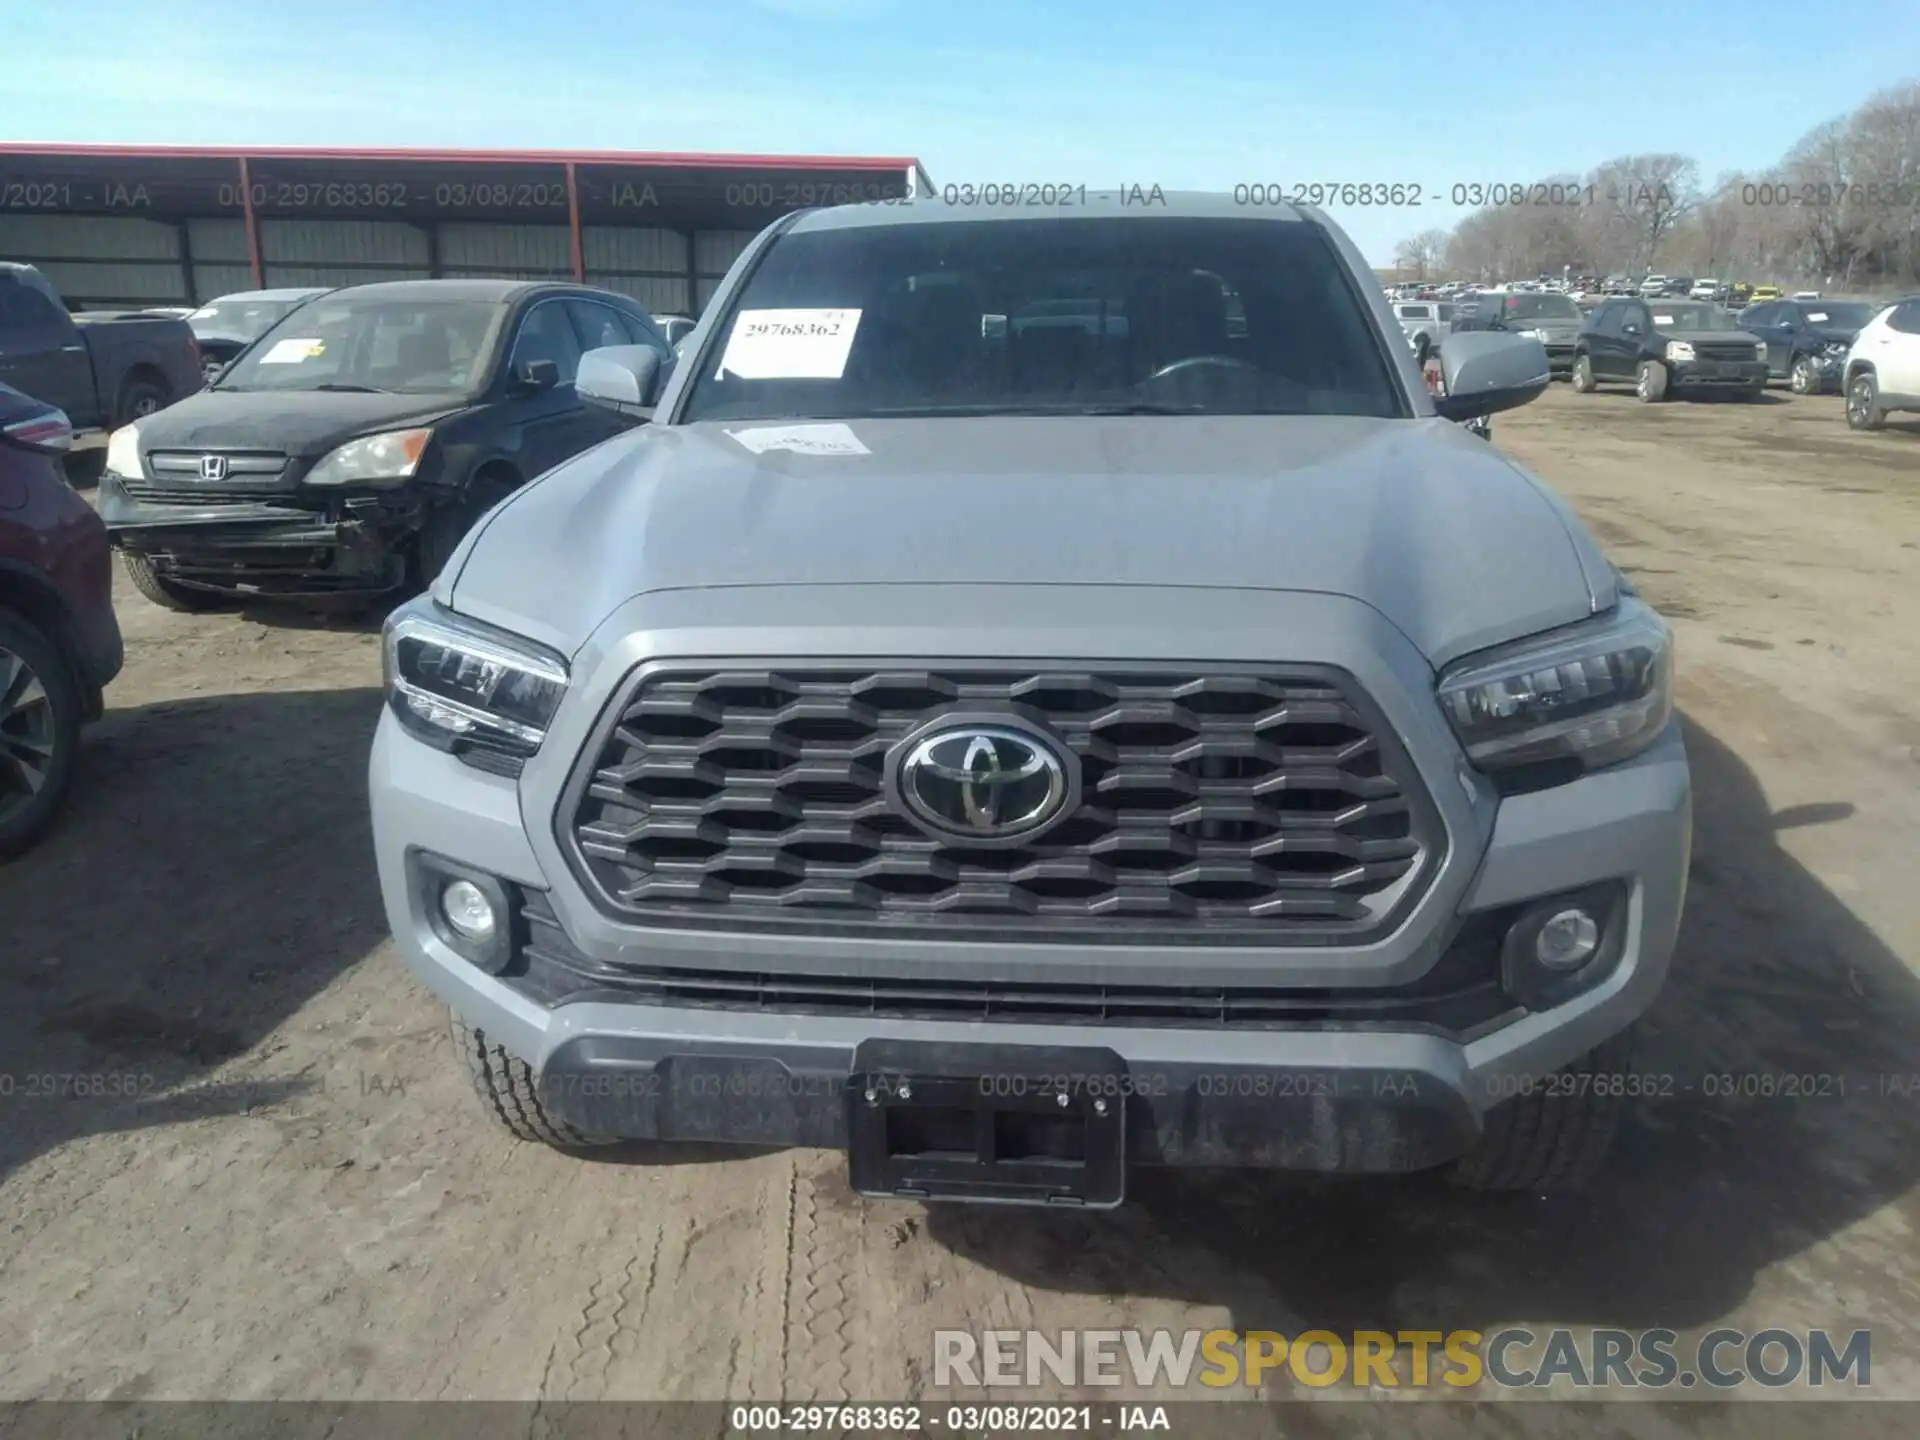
[0,143,931,314]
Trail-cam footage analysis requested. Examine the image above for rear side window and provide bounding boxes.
[1888,301,1920,335]
[566,300,632,353]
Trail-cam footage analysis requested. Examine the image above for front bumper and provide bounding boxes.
[1671,359,1769,389]
[369,589,1693,1173]
[100,473,418,596]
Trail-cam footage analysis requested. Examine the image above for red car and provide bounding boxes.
[0,383,123,855]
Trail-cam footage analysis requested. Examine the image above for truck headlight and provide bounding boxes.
[1437,600,1673,777]
[382,600,568,767]
[305,428,433,487]
[1663,341,1695,363]
[104,422,143,478]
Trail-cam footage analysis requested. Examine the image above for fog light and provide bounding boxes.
[1535,908,1600,970]
[441,879,498,943]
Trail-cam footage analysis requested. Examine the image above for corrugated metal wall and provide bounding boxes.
[259,218,429,289]
[582,225,688,315]
[694,230,758,313]
[0,213,188,305]
[186,217,252,301]
[4,211,763,317]
[438,222,572,278]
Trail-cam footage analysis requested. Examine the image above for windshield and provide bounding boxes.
[1496,294,1581,321]
[1649,303,1741,330]
[678,217,1403,422]
[216,297,509,394]
[1802,302,1873,329]
[188,296,313,342]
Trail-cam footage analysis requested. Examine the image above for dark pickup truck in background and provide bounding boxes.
[0,262,204,438]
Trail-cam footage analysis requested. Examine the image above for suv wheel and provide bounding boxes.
[121,552,230,613]
[1789,355,1819,395]
[1450,1036,1632,1191]
[0,609,82,857]
[416,473,521,587]
[1635,360,1669,402]
[450,1011,619,1150]
[1846,372,1887,431]
[1569,354,1597,393]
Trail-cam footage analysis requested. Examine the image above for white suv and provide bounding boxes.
[1843,297,1920,431]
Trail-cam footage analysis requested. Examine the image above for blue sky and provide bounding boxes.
[6,0,1918,264]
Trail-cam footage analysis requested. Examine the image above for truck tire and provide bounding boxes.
[450,1010,618,1149]
[121,552,229,613]
[1569,354,1597,393]
[1635,360,1669,403]
[113,372,170,428]
[1450,1036,1631,1191]
[0,608,82,858]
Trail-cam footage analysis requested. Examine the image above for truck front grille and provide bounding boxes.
[1693,342,1758,363]
[565,663,1443,945]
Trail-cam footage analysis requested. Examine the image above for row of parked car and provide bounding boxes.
[0,264,703,853]
[1391,288,1920,419]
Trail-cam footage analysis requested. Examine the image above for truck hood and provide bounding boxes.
[450,415,1608,669]
[132,388,467,458]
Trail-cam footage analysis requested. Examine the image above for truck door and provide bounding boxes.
[0,272,97,423]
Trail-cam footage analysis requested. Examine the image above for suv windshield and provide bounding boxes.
[1496,294,1581,322]
[1803,302,1873,329]
[678,216,1403,422]
[1649,303,1741,330]
[188,296,315,343]
[216,297,509,394]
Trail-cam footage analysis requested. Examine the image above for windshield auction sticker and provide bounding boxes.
[259,337,325,364]
[716,308,861,380]
[725,422,871,456]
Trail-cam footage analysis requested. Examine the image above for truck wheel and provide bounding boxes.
[121,552,229,613]
[0,608,82,858]
[1450,1036,1632,1192]
[113,374,170,428]
[1788,355,1819,395]
[1635,360,1668,403]
[450,1011,618,1149]
[1846,372,1887,431]
[1570,354,1597,393]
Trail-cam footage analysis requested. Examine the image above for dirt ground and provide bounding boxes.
[3,384,1919,1424]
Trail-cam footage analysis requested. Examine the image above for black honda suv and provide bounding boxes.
[100,279,670,611]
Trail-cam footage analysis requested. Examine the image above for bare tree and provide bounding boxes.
[1393,228,1450,280]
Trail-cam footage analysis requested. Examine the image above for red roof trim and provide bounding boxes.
[0,142,920,171]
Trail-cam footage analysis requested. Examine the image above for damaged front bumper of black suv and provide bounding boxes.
[99,476,422,598]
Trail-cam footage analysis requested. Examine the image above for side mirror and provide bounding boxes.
[516,357,561,391]
[1431,331,1549,422]
[576,345,670,421]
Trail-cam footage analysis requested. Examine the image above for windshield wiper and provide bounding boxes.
[308,382,394,394]
[1068,402,1209,416]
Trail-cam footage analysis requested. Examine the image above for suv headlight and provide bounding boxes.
[306,428,433,487]
[382,600,568,768]
[104,422,142,478]
[1437,600,1673,777]
[1663,341,1695,362]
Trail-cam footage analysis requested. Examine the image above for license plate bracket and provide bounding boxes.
[845,1040,1127,1208]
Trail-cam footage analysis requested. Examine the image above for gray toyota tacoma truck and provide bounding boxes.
[369,192,1690,1207]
